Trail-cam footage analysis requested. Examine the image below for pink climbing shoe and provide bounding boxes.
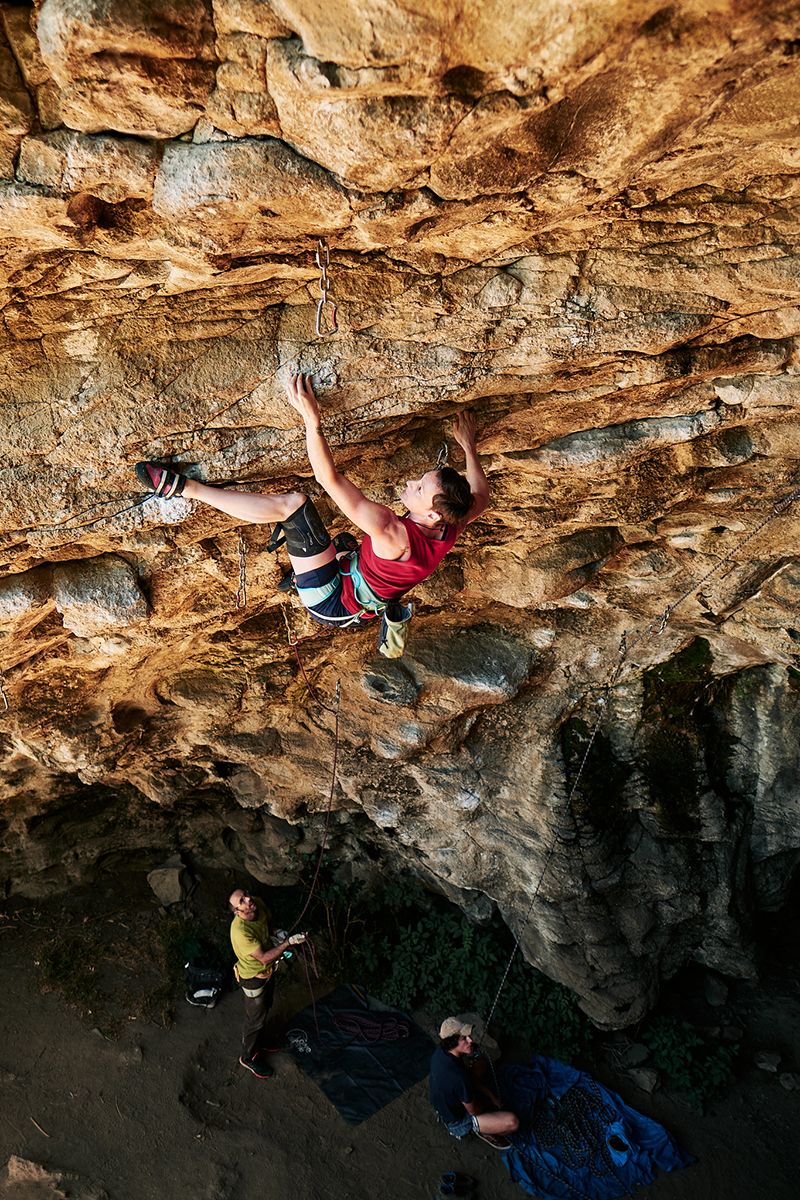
[134,461,187,499]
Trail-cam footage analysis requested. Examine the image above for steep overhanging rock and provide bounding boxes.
[0,0,799,1028]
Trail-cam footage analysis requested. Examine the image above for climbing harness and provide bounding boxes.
[480,478,800,1051]
[315,238,338,337]
[339,551,414,658]
[236,532,247,609]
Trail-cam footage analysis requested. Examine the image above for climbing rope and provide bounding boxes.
[0,669,8,712]
[287,678,342,935]
[332,1012,410,1042]
[481,478,800,1041]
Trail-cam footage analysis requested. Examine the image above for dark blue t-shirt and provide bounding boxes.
[429,1047,473,1122]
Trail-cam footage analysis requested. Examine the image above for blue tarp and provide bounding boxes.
[501,1056,692,1199]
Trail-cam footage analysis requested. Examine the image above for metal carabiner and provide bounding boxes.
[315,296,338,337]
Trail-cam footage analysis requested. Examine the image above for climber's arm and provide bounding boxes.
[453,411,490,524]
[285,374,408,555]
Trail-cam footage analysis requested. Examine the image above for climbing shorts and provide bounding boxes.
[294,558,368,628]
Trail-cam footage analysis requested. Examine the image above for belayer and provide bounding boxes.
[135,374,490,653]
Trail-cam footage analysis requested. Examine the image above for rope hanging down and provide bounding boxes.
[288,678,342,934]
[481,478,800,1039]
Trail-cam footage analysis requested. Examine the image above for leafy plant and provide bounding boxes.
[296,866,591,1061]
[641,1015,738,1110]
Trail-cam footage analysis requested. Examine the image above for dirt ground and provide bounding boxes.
[0,868,798,1200]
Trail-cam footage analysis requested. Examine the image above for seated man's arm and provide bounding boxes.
[286,374,408,556]
[452,412,490,525]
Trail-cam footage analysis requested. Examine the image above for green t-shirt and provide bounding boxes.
[230,899,273,981]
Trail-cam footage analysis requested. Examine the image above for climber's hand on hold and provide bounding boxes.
[285,373,320,425]
[452,410,477,451]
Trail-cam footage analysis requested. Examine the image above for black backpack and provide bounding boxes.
[185,960,225,1008]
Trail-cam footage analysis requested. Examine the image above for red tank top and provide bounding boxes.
[340,517,460,615]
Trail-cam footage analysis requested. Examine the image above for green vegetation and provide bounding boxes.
[275,867,591,1063]
[641,1014,739,1111]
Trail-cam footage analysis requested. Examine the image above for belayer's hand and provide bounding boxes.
[285,373,320,424]
[287,932,307,946]
[452,410,477,450]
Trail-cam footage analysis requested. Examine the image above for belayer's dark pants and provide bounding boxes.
[240,975,276,1060]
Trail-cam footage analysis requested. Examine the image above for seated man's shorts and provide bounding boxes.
[444,1113,480,1139]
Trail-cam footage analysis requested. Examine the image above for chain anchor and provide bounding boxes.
[236,532,247,609]
[314,238,338,337]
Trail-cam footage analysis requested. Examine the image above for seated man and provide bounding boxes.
[429,1016,519,1150]
[135,373,489,630]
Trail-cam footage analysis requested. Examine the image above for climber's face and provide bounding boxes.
[230,890,257,920]
[399,469,441,518]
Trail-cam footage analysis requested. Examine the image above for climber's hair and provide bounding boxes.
[440,1033,462,1052]
[432,466,473,526]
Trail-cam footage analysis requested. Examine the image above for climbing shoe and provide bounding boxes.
[135,461,188,499]
[277,570,296,594]
[238,1054,274,1079]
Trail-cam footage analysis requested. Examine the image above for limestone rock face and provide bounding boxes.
[36,0,216,136]
[1,0,799,1028]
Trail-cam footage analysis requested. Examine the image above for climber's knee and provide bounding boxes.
[279,496,331,558]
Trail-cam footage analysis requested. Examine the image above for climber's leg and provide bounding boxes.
[135,462,343,592]
[181,479,306,528]
[185,482,337,572]
[135,462,327,556]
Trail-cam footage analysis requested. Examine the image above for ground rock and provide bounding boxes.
[619,1042,650,1068]
[146,854,188,905]
[754,1051,781,1072]
[704,973,729,1008]
[0,1156,105,1199]
[626,1067,660,1093]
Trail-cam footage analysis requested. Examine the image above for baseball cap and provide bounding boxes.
[439,1017,474,1039]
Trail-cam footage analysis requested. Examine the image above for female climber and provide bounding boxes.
[135,373,490,632]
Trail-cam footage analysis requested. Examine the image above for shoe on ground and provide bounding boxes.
[474,1130,511,1150]
[239,1054,274,1079]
